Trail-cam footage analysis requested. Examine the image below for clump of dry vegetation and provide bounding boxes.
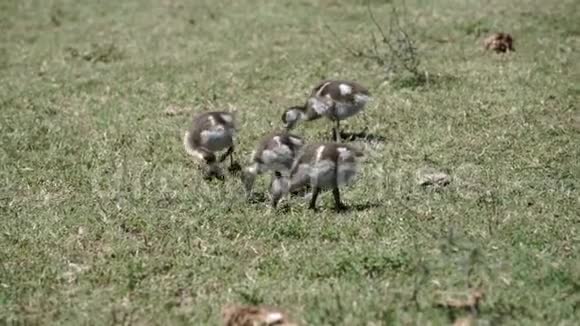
[222,304,299,326]
[164,104,193,116]
[483,32,515,53]
[416,167,451,188]
[434,288,485,325]
[326,0,424,84]
[435,288,485,312]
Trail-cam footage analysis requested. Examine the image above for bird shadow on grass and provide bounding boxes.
[336,200,383,213]
[293,194,382,213]
[290,189,383,212]
[246,194,293,214]
[246,191,382,213]
[339,130,387,143]
[247,192,269,204]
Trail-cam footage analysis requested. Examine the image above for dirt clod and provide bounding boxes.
[221,304,298,326]
[483,33,515,53]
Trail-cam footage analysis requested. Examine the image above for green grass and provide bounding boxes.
[1,0,579,324]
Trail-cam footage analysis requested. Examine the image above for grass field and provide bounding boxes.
[1,0,580,324]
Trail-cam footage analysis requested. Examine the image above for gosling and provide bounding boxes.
[242,131,305,207]
[183,111,237,180]
[271,142,364,211]
[282,80,371,141]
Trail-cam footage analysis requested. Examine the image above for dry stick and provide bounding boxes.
[322,22,385,65]
[393,1,417,62]
[367,2,405,73]
[370,32,385,65]
[322,23,361,58]
[367,0,421,77]
[366,1,391,53]
[411,239,429,310]
[322,21,388,93]
[466,248,480,288]
[391,7,419,75]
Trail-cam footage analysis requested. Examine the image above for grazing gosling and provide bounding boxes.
[271,142,364,211]
[242,131,305,208]
[183,111,237,179]
[282,80,371,141]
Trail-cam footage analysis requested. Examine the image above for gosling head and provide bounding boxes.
[281,106,306,130]
[203,156,225,181]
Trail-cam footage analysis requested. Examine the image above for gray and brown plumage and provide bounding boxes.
[183,111,239,179]
[272,142,364,211]
[282,80,372,141]
[242,131,305,208]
